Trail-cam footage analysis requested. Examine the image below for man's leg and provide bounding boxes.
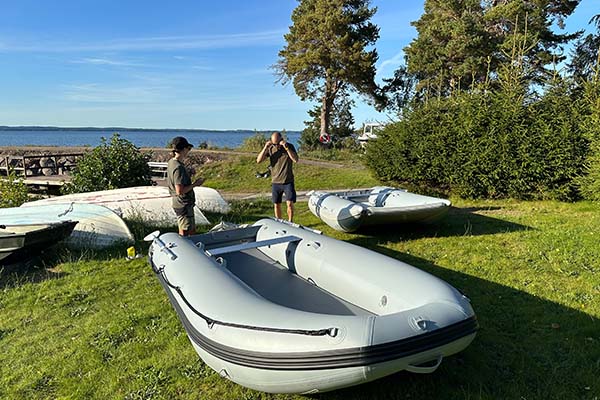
[272,183,284,219]
[284,182,297,222]
[177,206,196,236]
[274,203,282,219]
[286,201,294,222]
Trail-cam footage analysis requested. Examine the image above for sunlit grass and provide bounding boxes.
[199,154,379,193]
[1,196,599,399]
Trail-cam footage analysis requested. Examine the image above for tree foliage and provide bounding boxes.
[300,91,355,150]
[404,0,493,96]
[569,14,600,81]
[62,133,152,194]
[576,76,600,200]
[399,0,581,98]
[276,0,382,137]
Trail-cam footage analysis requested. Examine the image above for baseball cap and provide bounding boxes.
[171,136,194,151]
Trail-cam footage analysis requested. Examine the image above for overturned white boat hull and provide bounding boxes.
[21,186,229,226]
[308,187,452,232]
[147,219,477,394]
[0,221,78,264]
[0,203,134,249]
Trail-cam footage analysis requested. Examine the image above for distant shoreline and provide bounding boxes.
[0,126,300,134]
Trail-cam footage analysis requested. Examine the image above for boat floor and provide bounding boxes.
[221,248,374,317]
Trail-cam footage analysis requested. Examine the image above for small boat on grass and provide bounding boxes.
[0,221,78,265]
[21,186,230,226]
[308,187,452,233]
[0,203,134,249]
[146,219,477,394]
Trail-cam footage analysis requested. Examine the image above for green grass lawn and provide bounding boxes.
[1,197,599,399]
[199,154,379,193]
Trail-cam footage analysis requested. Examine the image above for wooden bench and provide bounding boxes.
[148,161,168,179]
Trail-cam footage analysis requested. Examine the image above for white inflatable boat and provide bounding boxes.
[147,219,477,394]
[308,187,452,232]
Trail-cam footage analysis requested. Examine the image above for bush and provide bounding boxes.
[365,79,589,200]
[62,133,152,194]
[239,132,269,152]
[0,171,28,208]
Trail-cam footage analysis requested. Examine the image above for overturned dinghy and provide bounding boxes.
[308,187,452,232]
[0,221,78,265]
[147,219,477,394]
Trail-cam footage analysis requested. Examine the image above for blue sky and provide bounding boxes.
[0,0,597,130]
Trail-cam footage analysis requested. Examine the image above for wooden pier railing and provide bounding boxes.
[0,153,84,178]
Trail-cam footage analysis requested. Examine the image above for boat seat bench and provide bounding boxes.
[205,235,301,257]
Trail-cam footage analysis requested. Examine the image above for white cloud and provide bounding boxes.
[63,83,169,103]
[71,57,145,67]
[0,30,285,53]
[377,50,405,76]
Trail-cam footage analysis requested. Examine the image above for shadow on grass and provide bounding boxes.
[314,245,599,400]
[0,238,138,290]
[0,253,69,290]
[354,206,531,241]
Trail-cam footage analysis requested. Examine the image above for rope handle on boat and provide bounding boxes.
[153,262,339,338]
[57,202,75,217]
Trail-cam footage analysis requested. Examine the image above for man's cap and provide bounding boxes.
[171,136,193,151]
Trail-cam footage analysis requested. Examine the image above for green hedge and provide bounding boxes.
[576,80,600,200]
[365,82,589,200]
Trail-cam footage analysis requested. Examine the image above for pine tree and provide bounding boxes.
[569,14,600,81]
[401,0,581,97]
[485,0,580,82]
[404,0,493,96]
[275,0,382,138]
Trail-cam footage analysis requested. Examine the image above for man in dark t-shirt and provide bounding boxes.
[167,136,204,236]
[256,132,299,221]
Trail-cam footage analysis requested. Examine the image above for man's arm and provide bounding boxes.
[257,141,272,163]
[173,167,204,195]
[283,142,299,163]
[175,177,204,195]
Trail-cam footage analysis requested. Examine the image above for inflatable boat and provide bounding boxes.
[308,187,452,232]
[146,219,477,394]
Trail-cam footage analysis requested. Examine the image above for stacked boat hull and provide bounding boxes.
[147,219,477,393]
[21,186,231,226]
[0,221,78,264]
[0,203,134,249]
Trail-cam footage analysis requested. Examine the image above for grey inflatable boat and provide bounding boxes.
[147,219,477,394]
[308,187,452,232]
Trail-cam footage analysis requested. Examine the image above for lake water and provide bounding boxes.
[0,129,301,149]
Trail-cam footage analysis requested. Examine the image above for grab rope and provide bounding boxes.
[152,262,339,338]
[57,202,75,218]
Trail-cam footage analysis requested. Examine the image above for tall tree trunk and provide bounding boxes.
[320,76,338,138]
[320,91,331,137]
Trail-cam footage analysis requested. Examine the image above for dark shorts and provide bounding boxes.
[272,182,296,203]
